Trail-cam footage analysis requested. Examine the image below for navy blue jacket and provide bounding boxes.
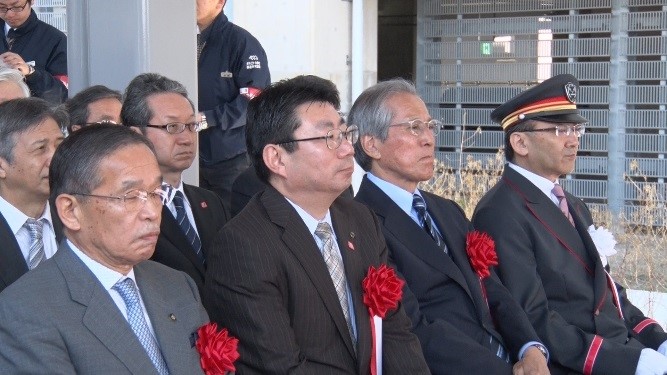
[1,10,67,103]
[197,12,270,165]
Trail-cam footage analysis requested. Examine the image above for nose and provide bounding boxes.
[337,136,355,158]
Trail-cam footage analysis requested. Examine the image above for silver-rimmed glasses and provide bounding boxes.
[275,125,359,150]
[144,122,202,134]
[69,186,168,211]
[519,124,586,138]
[388,119,442,137]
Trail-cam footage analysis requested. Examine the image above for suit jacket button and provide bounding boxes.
[169,313,177,321]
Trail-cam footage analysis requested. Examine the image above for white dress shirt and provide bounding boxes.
[0,196,58,264]
[163,180,200,236]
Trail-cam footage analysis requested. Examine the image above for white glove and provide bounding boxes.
[636,348,667,375]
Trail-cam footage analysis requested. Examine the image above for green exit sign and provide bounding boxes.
[481,42,492,55]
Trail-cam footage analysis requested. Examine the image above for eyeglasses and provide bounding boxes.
[519,124,586,138]
[145,122,201,134]
[0,0,29,14]
[69,186,168,211]
[83,120,120,127]
[275,125,359,150]
[388,119,442,137]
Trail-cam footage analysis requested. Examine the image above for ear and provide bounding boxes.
[70,124,81,132]
[55,194,83,232]
[128,126,142,135]
[509,132,530,157]
[262,144,287,179]
[360,134,381,161]
[0,156,8,179]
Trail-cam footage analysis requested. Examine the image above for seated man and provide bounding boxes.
[0,97,65,293]
[0,125,209,374]
[473,74,667,374]
[204,75,429,373]
[123,73,229,296]
[352,78,549,375]
[64,85,123,133]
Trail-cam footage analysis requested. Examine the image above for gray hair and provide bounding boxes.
[0,98,67,163]
[0,68,30,99]
[121,73,193,134]
[348,78,418,171]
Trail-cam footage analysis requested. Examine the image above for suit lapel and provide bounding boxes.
[0,213,28,288]
[160,205,205,275]
[504,168,595,274]
[56,243,158,375]
[261,188,357,357]
[184,185,215,255]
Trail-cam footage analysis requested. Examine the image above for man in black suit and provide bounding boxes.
[204,75,429,374]
[122,73,229,296]
[473,74,667,374]
[351,79,549,375]
[0,97,65,293]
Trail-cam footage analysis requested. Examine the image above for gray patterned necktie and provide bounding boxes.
[24,218,45,270]
[113,278,169,375]
[314,222,356,349]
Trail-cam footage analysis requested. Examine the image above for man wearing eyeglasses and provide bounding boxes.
[0,0,67,104]
[203,75,429,374]
[473,74,667,375]
[0,125,209,373]
[352,79,549,375]
[65,85,123,134]
[122,73,229,298]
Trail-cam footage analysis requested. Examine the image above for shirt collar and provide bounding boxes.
[68,239,136,292]
[0,195,54,236]
[366,172,417,217]
[284,197,333,236]
[507,162,560,202]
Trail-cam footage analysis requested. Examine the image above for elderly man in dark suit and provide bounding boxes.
[0,97,65,293]
[352,79,549,375]
[0,125,209,374]
[473,74,667,375]
[122,73,229,296]
[204,75,429,374]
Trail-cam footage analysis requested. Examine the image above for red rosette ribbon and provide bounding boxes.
[362,264,405,375]
[195,322,240,375]
[466,231,498,307]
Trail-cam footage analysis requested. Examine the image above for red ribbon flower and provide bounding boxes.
[196,322,240,375]
[466,231,498,279]
[362,264,405,318]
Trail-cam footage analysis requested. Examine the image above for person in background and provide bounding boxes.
[0,0,67,103]
[196,0,270,210]
[0,125,209,374]
[122,72,228,297]
[473,74,667,375]
[0,67,29,102]
[64,85,122,133]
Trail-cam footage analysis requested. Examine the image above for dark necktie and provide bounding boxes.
[552,184,575,226]
[196,33,204,62]
[413,194,448,253]
[113,278,169,375]
[173,191,204,263]
[314,222,356,351]
[24,218,45,270]
[6,28,17,50]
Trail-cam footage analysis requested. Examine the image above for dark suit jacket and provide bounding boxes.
[473,166,667,375]
[355,176,541,374]
[0,241,209,374]
[204,186,429,374]
[151,184,229,296]
[0,204,64,293]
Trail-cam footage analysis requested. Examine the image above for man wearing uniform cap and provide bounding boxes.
[473,74,667,375]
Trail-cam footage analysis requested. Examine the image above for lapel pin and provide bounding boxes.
[350,232,355,238]
[169,313,176,321]
[348,241,355,251]
[200,201,208,208]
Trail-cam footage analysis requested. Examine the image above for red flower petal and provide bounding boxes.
[466,231,498,279]
[196,322,240,375]
[362,264,405,318]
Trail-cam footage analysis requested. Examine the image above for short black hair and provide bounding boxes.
[0,98,67,163]
[246,75,340,183]
[49,124,156,200]
[64,85,122,133]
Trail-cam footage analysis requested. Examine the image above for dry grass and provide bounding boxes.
[421,154,667,292]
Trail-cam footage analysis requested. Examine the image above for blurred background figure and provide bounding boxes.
[64,85,122,134]
[0,66,28,102]
[0,0,67,103]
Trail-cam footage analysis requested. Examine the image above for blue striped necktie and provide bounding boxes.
[412,194,448,253]
[172,191,204,263]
